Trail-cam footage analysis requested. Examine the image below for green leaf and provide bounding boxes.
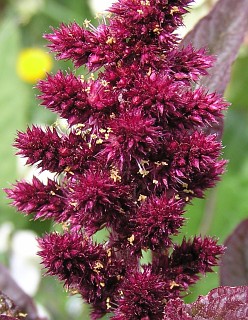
[226,54,248,109]
[0,15,30,226]
[40,0,92,24]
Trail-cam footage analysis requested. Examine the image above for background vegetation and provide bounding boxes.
[0,0,247,318]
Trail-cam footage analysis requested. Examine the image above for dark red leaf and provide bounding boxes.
[187,286,248,319]
[220,219,248,286]
[0,264,46,320]
[164,287,248,319]
[181,0,248,95]
[0,290,26,319]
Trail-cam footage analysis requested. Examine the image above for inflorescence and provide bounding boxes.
[6,0,229,319]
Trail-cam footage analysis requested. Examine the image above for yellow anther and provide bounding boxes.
[106,37,116,45]
[74,123,85,135]
[138,194,147,202]
[18,313,27,318]
[153,26,162,34]
[140,159,150,166]
[70,201,78,208]
[83,19,91,28]
[62,221,70,231]
[169,280,180,289]
[141,0,150,5]
[127,234,135,245]
[170,6,180,14]
[106,297,111,310]
[85,86,91,93]
[70,289,80,295]
[101,79,109,87]
[162,161,168,166]
[110,167,122,182]
[106,12,112,18]
[95,12,103,19]
[138,168,149,177]
[75,130,82,136]
[64,166,74,175]
[93,261,104,273]
[96,138,103,144]
[147,67,152,76]
[183,189,194,194]
[155,161,168,166]
[107,248,112,257]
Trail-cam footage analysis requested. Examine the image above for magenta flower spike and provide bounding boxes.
[6,0,229,319]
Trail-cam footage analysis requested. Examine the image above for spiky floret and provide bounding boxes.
[170,236,225,276]
[5,177,66,222]
[143,130,226,198]
[14,126,61,172]
[38,71,118,125]
[37,71,89,125]
[130,194,185,252]
[112,266,166,320]
[38,232,126,318]
[163,298,192,320]
[14,126,99,174]
[44,23,94,68]
[115,73,228,130]
[101,108,162,171]
[153,236,225,291]
[167,45,214,82]
[66,168,133,234]
[38,232,114,294]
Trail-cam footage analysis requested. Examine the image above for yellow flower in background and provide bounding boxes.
[16,48,53,84]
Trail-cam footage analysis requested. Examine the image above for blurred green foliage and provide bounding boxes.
[0,0,248,318]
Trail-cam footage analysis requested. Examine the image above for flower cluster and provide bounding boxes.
[6,0,228,319]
